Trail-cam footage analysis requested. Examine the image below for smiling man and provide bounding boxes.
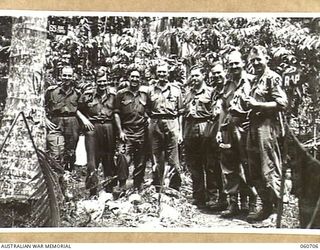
[45,66,82,172]
[204,61,228,211]
[245,46,288,222]
[216,50,257,219]
[147,62,183,192]
[114,69,149,192]
[78,70,118,196]
[182,65,217,208]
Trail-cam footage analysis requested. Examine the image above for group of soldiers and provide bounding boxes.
[45,45,287,223]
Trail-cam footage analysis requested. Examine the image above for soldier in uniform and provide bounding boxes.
[114,69,149,191]
[216,51,257,218]
[78,70,118,195]
[147,62,183,191]
[183,65,217,208]
[205,61,228,210]
[244,46,287,222]
[45,66,82,171]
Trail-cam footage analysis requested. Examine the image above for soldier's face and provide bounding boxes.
[129,71,140,88]
[96,76,108,91]
[190,68,204,88]
[156,65,169,82]
[250,53,268,75]
[209,64,226,86]
[61,67,74,86]
[227,54,244,76]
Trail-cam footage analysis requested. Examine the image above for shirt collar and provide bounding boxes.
[59,86,74,96]
[94,88,111,100]
[213,84,224,96]
[155,81,171,92]
[122,87,141,96]
[191,84,206,96]
[254,67,271,85]
[261,67,271,79]
[229,70,247,85]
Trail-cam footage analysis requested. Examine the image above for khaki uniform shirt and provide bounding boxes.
[147,81,183,118]
[79,87,117,122]
[115,85,148,133]
[45,85,81,117]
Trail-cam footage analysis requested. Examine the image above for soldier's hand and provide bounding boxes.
[45,117,57,131]
[119,131,127,142]
[216,131,222,143]
[244,96,260,108]
[83,119,94,131]
[77,111,95,131]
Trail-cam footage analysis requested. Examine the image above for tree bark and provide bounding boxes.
[1,16,47,146]
[0,16,49,227]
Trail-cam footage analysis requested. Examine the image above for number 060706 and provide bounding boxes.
[300,244,319,248]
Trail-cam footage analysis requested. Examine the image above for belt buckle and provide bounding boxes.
[219,143,231,149]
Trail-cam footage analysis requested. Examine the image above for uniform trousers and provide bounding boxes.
[220,120,255,203]
[46,116,80,170]
[184,120,221,203]
[84,121,116,192]
[149,118,181,190]
[247,118,282,206]
[116,126,147,188]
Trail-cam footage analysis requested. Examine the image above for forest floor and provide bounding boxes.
[59,136,300,230]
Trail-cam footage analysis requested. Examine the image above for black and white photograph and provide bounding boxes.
[0,11,319,231]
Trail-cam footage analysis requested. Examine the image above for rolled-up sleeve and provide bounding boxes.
[114,91,121,114]
[270,76,288,110]
[78,90,92,114]
[177,92,184,115]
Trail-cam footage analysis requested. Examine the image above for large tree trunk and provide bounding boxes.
[0,16,61,227]
[1,16,47,147]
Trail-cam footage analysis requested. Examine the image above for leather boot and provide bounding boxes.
[247,189,273,223]
[221,195,239,218]
[246,203,273,223]
[119,179,127,191]
[191,199,206,209]
[240,194,249,214]
[246,195,257,218]
[208,193,228,211]
[206,193,219,208]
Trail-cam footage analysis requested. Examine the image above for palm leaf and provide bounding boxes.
[0,112,62,227]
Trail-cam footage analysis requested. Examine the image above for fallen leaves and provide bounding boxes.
[60,164,300,229]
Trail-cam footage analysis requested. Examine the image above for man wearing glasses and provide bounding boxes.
[114,69,149,192]
[45,66,82,172]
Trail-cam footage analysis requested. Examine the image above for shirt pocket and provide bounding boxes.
[253,82,269,101]
[139,97,147,106]
[87,100,98,109]
[135,97,147,114]
[121,99,133,105]
[119,97,133,114]
[150,95,159,102]
[197,97,211,112]
[70,98,78,107]
[166,95,179,110]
